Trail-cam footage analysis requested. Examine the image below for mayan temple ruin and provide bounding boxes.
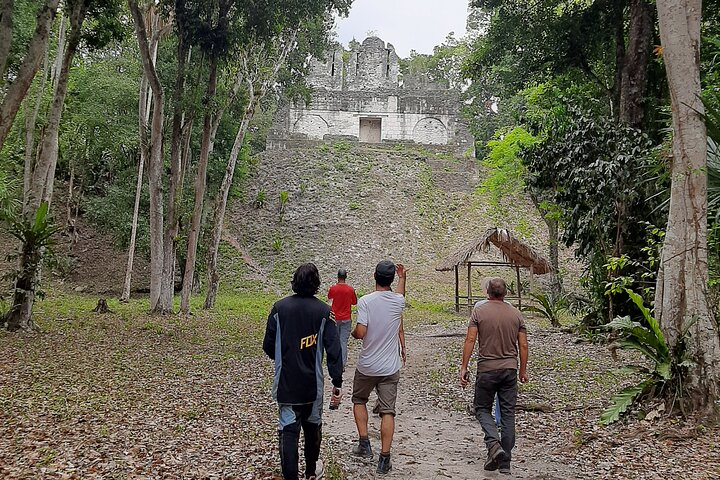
[269,36,473,152]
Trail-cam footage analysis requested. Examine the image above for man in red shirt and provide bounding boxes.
[328,268,358,369]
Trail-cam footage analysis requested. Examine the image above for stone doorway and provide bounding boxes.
[359,117,382,143]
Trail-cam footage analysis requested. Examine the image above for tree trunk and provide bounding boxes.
[22,45,50,215]
[130,0,165,313]
[204,104,253,309]
[0,0,14,82]
[120,73,151,302]
[28,2,84,214]
[158,35,188,313]
[203,33,298,309]
[4,240,43,331]
[612,0,626,119]
[619,0,654,128]
[655,0,720,413]
[0,0,59,151]
[180,58,218,313]
[50,13,65,90]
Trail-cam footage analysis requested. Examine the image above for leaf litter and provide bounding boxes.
[0,302,719,479]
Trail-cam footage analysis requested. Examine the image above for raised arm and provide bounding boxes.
[395,263,408,296]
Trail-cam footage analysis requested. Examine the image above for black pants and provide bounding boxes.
[473,368,517,467]
[278,403,322,480]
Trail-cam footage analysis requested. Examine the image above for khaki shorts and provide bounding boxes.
[351,369,400,416]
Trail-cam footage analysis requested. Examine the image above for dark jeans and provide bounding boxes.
[473,368,517,466]
[278,403,322,479]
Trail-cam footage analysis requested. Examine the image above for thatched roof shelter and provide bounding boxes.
[436,228,552,274]
[436,228,552,311]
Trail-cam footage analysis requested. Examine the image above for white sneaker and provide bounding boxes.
[308,459,324,480]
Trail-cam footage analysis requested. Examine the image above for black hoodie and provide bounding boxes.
[263,294,343,404]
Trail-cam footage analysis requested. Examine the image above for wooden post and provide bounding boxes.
[467,262,472,308]
[454,265,459,312]
[516,265,522,309]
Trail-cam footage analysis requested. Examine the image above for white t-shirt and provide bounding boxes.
[356,290,405,376]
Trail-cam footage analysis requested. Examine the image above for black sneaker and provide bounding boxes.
[499,465,511,475]
[377,454,392,474]
[352,440,373,459]
[483,442,506,471]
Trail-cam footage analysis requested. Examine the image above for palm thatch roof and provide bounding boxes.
[435,228,552,274]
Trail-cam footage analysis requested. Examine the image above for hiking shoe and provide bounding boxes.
[352,440,373,459]
[377,454,392,474]
[306,459,324,479]
[483,442,506,471]
[499,464,511,475]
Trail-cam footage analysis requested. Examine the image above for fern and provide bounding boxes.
[600,380,654,425]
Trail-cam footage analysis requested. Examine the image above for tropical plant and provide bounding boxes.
[3,202,62,331]
[600,290,696,424]
[522,291,568,327]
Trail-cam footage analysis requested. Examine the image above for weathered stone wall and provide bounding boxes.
[272,35,473,152]
[346,37,400,90]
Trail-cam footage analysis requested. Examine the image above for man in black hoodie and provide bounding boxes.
[263,263,344,480]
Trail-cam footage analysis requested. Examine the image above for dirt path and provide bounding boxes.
[323,324,578,479]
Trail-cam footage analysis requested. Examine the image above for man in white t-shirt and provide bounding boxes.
[350,260,407,475]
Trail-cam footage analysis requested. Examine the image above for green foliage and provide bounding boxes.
[253,190,266,209]
[479,126,539,204]
[278,190,289,213]
[271,237,283,253]
[600,290,697,424]
[522,291,568,327]
[400,33,469,90]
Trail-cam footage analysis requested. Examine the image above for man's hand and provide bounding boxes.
[401,348,406,367]
[459,367,470,388]
[519,369,529,383]
[396,263,409,278]
[330,387,343,408]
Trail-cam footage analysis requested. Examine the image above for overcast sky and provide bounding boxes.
[334,0,469,58]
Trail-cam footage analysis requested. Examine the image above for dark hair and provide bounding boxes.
[338,268,347,280]
[292,263,321,296]
[374,271,395,288]
[487,278,507,299]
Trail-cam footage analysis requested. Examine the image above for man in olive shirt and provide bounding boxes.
[459,278,529,475]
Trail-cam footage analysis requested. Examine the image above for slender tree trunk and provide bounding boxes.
[29,2,84,213]
[203,33,298,309]
[158,35,188,313]
[130,0,165,313]
[0,0,14,82]
[204,104,253,309]
[50,13,65,90]
[0,0,59,151]
[612,0,626,119]
[120,74,152,302]
[655,0,720,413]
[180,58,218,313]
[620,0,654,128]
[529,193,562,302]
[22,46,50,215]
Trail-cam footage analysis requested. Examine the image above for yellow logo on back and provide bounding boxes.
[300,334,317,349]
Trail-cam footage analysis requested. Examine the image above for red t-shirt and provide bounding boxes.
[328,283,357,321]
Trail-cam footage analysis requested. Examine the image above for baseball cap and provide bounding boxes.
[375,260,396,277]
